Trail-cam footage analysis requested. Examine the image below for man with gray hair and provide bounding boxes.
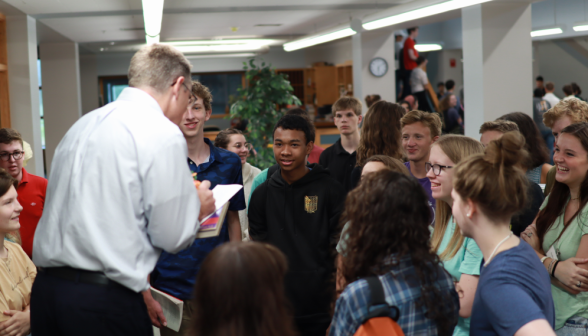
[30,44,215,336]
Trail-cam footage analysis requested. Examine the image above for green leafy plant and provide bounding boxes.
[230,58,301,169]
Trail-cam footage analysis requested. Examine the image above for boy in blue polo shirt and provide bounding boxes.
[144,81,245,336]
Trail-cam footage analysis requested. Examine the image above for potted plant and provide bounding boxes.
[230,58,301,169]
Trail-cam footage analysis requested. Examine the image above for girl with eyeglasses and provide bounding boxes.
[214,129,260,240]
[426,135,484,336]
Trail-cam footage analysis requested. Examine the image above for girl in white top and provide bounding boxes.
[214,129,261,240]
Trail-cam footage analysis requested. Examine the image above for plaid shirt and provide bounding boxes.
[329,254,459,336]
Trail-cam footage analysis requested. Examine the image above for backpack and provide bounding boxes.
[354,276,405,336]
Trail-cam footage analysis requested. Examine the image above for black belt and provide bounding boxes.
[40,267,122,288]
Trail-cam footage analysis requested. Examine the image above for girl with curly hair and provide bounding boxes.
[330,170,459,336]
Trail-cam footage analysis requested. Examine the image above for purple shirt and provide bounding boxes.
[405,162,436,226]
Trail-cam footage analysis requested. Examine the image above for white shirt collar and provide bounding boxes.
[117,87,164,116]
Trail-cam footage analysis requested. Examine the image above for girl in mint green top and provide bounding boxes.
[522,123,588,334]
[426,135,485,336]
[539,196,588,330]
[433,217,483,336]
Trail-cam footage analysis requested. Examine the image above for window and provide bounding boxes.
[98,72,244,114]
[191,73,243,115]
[100,76,129,105]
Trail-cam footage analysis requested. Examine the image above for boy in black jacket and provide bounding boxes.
[249,115,345,336]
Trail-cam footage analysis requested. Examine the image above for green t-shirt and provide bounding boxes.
[433,216,483,336]
[247,168,268,209]
[540,195,588,330]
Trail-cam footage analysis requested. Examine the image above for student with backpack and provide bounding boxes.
[330,170,459,336]
[248,115,346,336]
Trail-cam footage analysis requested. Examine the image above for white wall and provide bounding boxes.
[6,15,44,176]
[80,54,99,114]
[462,2,533,138]
[535,39,588,99]
[306,38,352,66]
[360,29,397,109]
[40,42,82,175]
[437,49,464,93]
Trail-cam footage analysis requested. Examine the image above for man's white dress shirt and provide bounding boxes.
[33,88,201,292]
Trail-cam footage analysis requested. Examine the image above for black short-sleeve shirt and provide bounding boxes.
[318,139,356,192]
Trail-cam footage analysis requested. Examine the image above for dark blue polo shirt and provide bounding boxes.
[152,138,246,300]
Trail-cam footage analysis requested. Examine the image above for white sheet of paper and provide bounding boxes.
[200,184,243,222]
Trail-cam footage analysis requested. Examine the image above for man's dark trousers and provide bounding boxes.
[31,271,153,336]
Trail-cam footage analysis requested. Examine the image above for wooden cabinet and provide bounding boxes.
[313,66,339,106]
[277,61,353,113]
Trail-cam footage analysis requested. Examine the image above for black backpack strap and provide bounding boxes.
[364,276,400,322]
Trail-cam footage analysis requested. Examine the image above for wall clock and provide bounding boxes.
[369,57,388,77]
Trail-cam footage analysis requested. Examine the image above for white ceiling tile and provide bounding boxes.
[40,15,143,43]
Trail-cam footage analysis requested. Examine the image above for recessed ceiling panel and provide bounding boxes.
[40,15,144,43]
[4,0,142,15]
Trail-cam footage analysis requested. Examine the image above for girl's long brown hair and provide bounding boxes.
[429,135,484,260]
[356,101,405,166]
[537,123,588,244]
[192,242,296,336]
[340,170,458,336]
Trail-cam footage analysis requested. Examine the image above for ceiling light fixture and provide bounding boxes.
[165,39,280,46]
[363,0,493,31]
[142,0,165,44]
[415,44,443,52]
[573,22,588,31]
[186,53,257,59]
[283,27,356,52]
[162,39,281,54]
[531,27,563,37]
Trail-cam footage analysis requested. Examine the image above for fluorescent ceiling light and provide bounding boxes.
[166,39,280,46]
[415,44,442,52]
[174,44,266,53]
[162,39,278,54]
[283,28,356,52]
[363,0,492,30]
[142,0,165,44]
[531,27,563,37]
[573,23,588,32]
[186,53,257,59]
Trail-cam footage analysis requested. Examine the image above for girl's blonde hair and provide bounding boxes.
[430,135,484,260]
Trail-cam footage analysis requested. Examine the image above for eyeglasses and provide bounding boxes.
[0,151,24,161]
[425,162,453,176]
[182,82,197,108]
[233,143,253,151]
[171,79,197,108]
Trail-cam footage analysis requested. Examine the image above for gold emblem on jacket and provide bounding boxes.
[305,196,318,213]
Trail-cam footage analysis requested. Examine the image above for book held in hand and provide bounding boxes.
[150,287,183,332]
[196,184,243,239]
